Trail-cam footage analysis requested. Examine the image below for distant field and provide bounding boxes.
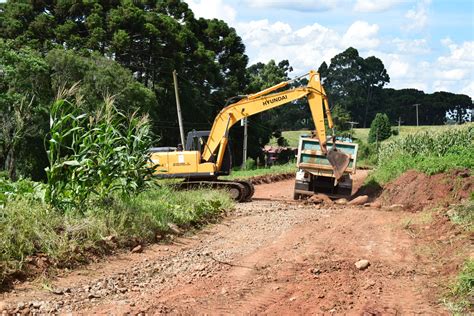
[269,125,466,147]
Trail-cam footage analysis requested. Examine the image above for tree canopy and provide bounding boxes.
[0,1,471,179]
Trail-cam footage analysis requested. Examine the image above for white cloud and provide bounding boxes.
[245,0,340,12]
[342,21,380,49]
[187,0,236,22]
[372,38,474,96]
[392,38,430,54]
[404,0,431,31]
[437,39,474,69]
[354,0,403,13]
[236,19,342,73]
[460,82,474,97]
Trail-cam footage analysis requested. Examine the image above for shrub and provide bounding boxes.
[368,113,391,143]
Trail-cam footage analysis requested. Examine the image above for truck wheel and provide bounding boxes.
[293,192,301,200]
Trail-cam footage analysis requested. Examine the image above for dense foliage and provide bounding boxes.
[46,89,152,209]
[0,1,472,176]
[370,124,474,184]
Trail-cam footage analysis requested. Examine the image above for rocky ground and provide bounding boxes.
[1,170,472,315]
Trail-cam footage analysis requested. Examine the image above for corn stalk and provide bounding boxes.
[45,87,152,210]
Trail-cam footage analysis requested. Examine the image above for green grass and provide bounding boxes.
[223,163,296,180]
[0,186,233,284]
[445,259,474,314]
[268,130,311,147]
[368,124,473,185]
[268,126,454,147]
[353,125,458,143]
[368,144,474,185]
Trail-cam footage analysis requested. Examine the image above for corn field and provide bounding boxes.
[46,87,152,210]
[378,124,474,166]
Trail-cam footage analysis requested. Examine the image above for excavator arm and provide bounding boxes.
[201,70,349,178]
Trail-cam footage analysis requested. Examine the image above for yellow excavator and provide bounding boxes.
[149,70,350,201]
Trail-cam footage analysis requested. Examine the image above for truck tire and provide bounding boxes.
[293,191,301,200]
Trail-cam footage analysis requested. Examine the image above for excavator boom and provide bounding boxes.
[200,71,349,177]
[150,70,351,201]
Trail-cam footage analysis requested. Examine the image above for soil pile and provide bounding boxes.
[379,169,473,212]
[248,172,294,185]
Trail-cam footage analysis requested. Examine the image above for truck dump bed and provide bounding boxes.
[296,137,358,178]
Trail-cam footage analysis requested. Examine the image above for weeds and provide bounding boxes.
[445,259,474,314]
[447,200,474,232]
[368,124,473,185]
[224,163,296,180]
[0,186,232,284]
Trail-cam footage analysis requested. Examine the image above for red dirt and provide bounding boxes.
[0,170,471,314]
[379,169,473,212]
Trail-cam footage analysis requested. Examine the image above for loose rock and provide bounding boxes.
[349,195,369,206]
[308,194,333,205]
[335,198,348,205]
[386,204,405,211]
[355,259,370,270]
[168,223,181,234]
[131,245,143,253]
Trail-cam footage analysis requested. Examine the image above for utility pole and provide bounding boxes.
[241,117,248,170]
[348,121,359,130]
[412,103,420,127]
[172,70,185,148]
[397,116,404,133]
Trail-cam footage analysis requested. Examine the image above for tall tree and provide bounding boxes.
[0,40,51,179]
[320,47,389,127]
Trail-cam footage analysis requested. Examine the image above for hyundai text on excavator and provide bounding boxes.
[149,70,355,202]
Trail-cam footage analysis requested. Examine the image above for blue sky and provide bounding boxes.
[187,0,474,97]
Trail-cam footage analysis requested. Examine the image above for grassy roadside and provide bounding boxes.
[222,163,296,180]
[361,124,473,313]
[367,124,473,185]
[445,197,474,314]
[0,185,232,286]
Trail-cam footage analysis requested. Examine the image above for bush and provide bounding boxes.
[368,113,391,143]
[0,176,45,206]
[355,139,378,166]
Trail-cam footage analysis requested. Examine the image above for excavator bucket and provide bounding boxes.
[327,148,351,180]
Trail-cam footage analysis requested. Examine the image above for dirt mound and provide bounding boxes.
[379,169,473,212]
[248,172,294,185]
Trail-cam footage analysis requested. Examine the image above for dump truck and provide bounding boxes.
[293,136,358,200]
[149,70,351,202]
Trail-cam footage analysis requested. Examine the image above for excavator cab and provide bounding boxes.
[185,130,232,176]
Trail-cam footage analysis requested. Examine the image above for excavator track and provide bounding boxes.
[177,180,255,202]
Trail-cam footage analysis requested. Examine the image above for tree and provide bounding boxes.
[368,113,391,143]
[46,49,156,114]
[0,0,250,148]
[228,60,292,165]
[320,47,389,127]
[0,40,51,180]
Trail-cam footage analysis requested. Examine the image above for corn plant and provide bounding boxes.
[45,87,152,210]
[378,125,474,166]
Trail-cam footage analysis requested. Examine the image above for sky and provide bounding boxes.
[186,0,474,97]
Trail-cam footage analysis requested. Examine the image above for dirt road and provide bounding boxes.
[0,174,458,314]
